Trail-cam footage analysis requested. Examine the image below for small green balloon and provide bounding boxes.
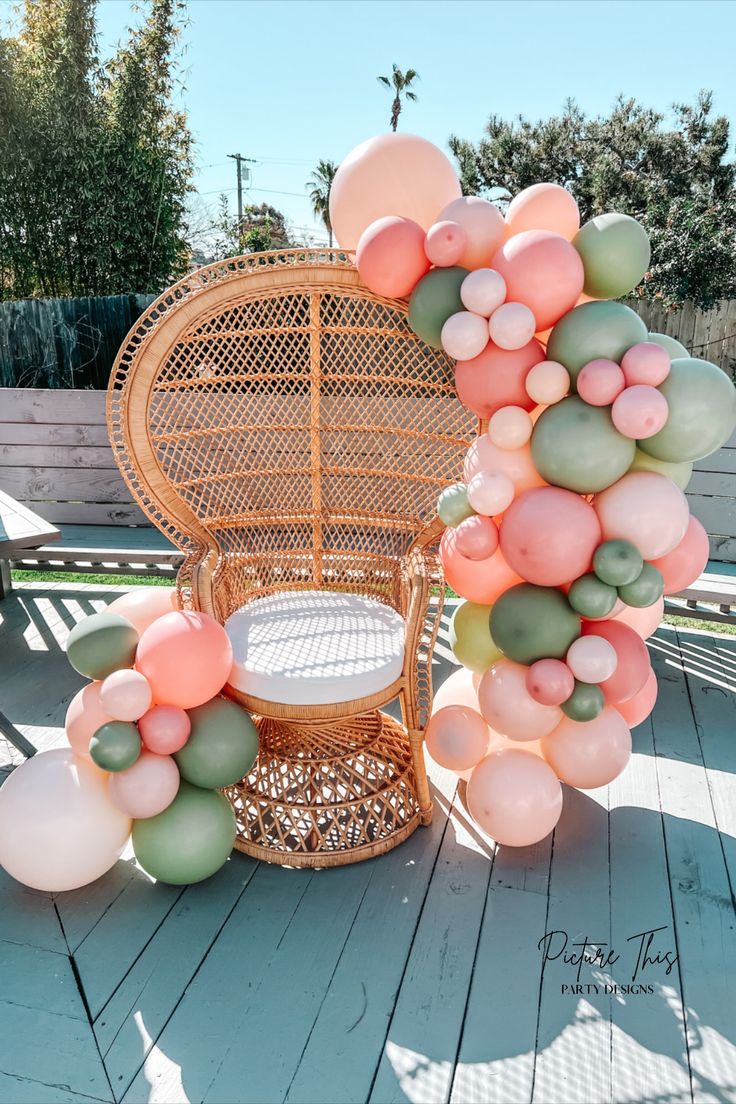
[618,563,664,608]
[175,697,259,789]
[132,781,236,885]
[637,357,736,463]
[408,266,468,349]
[647,332,688,361]
[490,584,580,665]
[562,681,604,722]
[573,213,651,299]
[449,601,501,674]
[593,540,643,587]
[568,573,618,619]
[89,721,141,772]
[546,300,648,385]
[629,447,692,490]
[531,396,636,493]
[438,483,475,528]
[66,611,139,680]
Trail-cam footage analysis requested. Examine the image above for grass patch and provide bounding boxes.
[12,570,174,587]
[663,612,736,636]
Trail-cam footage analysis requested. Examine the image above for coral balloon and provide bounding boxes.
[566,635,617,684]
[504,183,581,241]
[649,516,710,594]
[440,529,523,604]
[499,487,601,586]
[611,385,669,440]
[478,659,562,741]
[526,658,575,706]
[355,216,430,298]
[108,750,181,820]
[460,268,507,317]
[576,359,626,406]
[455,338,544,419]
[329,132,462,249]
[441,311,489,360]
[100,669,153,722]
[431,667,482,714]
[525,360,570,405]
[466,470,515,516]
[541,707,632,788]
[615,669,658,728]
[621,342,671,387]
[467,749,563,847]
[454,514,499,561]
[488,406,533,449]
[612,597,664,640]
[491,230,584,330]
[488,302,536,351]
[594,472,689,559]
[581,620,650,704]
[107,587,178,636]
[438,196,505,270]
[138,704,191,754]
[464,434,546,495]
[425,705,491,772]
[136,611,234,709]
[65,681,114,761]
[424,220,467,267]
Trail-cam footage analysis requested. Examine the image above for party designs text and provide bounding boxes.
[538,925,678,995]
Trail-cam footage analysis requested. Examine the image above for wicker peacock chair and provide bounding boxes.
[108,249,478,867]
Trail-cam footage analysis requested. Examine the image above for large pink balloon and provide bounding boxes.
[108,751,181,820]
[582,620,650,704]
[464,434,546,495]
[329,133,462,250]
[650,516,709,594]
[107,587,178,636]
[441,530,523,604]
[467,749,563,846]
[504,183,581,241]
[0,748,131,891]
[541,708,632,789]
[500,487,601,586]
[355,216,430,298]
[65,681,114,761]
[491,230,584,330]
[138,703,192,754]
[615,669,658,728]
[455,339,545,419]
[425,705,491,771]
[431,667,482,714]
[593,472,690,560]
[612,597,664,639]
[437,196,505,270]
[478,659,562,741]
[136,611,233,709]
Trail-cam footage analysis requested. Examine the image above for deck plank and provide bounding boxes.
[0,868,66,954]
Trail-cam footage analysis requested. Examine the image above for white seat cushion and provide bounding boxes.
[225,590,406,706]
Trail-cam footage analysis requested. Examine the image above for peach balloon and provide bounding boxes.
[455,338,545,419]
[576,359,626,406]
[488,302,537,350]
[107,587,178,636]
[543,708,632,788]
[466,470,515,516]
[425,705,491,771]
[526,658,575,706]
[525,360,570,405]
[329,132,462,249]
[138,703,191,754]
[467,749,563,846]
[441,529,523,604]
[438,196,505,270]
[460,268,507,317]
[491,230,584,330]
[581,620,650,704]
[464,434,546,494]
[100,669,153,722]
[594,472,689,559]
[441,310,489,360]
[355,216,430,298]
[431,667,482,715]
[478,659,562,741]
[613,596,664,639]
[499,487,601,586]
[566,635,618,684]
[108,750,181,820]
[454,514,499,561]
[621,342,671,387]
[135,611,233,709]
[65,681,114,761]
[425,220,467,267]
[611,385,669,440]
[488,405,533,449]
[649,515,709,594]
[615,669,658,728]
[504,183,581,241]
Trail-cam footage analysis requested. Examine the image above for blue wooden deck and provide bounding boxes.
[1,580,734,1104]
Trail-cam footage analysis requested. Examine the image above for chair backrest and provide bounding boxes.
[109,251,478,618]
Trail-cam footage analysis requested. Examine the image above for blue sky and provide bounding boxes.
[94,0,736,244]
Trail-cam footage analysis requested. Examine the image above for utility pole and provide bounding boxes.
[228,153,256,250]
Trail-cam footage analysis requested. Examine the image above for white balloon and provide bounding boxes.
[489,301,536,350]
[440,311,489,361]
[460,268,507,317]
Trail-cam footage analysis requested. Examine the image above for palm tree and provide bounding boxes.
[377,65,419,132]
[307,159,338,248]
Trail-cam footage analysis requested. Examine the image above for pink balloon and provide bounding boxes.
[329,133,462,250]
[526,658,575,706]
[425,705,491,771]
[431,667,482,715]
[581,620,650,704]
[65,681,114,761]
[440,530,523,605]
[464,434,546,495]
[460,268,507,317]
[500,487,601,586]
[649,515,709,594]
[566,635,618,684]
[612,597,664,639]
[542,707,632,789]
[491,230,585,330]
[467,749,563,846]
[621,342,671,387]
[577,359,626,406]
[138,703,191,754]
[505,183,581,241]
[525,360,570,405]
[136,611,233,709]
[455,339,545,419]
[454,514,499,561]
[100,669,153,722]
[438,196,505,270]
[466,470,515,516]
[615,669,658,728]
[107,587,178,637]
[611,384,669,440]
[441,311,489,360]
[107,750,181,820]
[356,216,430,298]
[478,659,563,741]
[488,405,533,449]
[594,472,689,559]
[488,302,536,351]
[425,220,467,267]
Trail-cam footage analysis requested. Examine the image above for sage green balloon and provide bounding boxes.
[647,332,688,361]
[561,681,604,722]
[573,213,651,299]
[593,539,643,587]
[490,584,580,665]
[618,563,664,608]
[132,781,235,885]
[66,611,139,680]
[568,573,618,620]
[449,601,501,674]
[629,447,692,490]
[408,266,468,349]
[89,721,141,773]
[637,357,736,462]
[546,300,648,385]
[531,396,636,493]
[438,483,475,528]
[175,698,259,789]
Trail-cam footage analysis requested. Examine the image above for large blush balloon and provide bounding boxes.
[499,487,601,587]
[464,434,546,495]
[649,516,710,595]
[478,659,562,741]
[425,705,491,772]
[329,133,461,249]
[504,183,580,241]
[136,611,233,710]
[138,704,191,754]
[491,230,584,330]
[65,681,114,761]
[581,620,650,704]
[612,596,664,640]
[467,749,563,847]
[355,216,430,298]
[593,472,689,560]
[107,587,178,636]
[455,339,544,419]
[431,667,482,715]
[437,196,505,270]
[440,529,523,605]
[425,220,467,267]
[108,750,181,820]
[542,707,632,788]
[615,669,658,728]
[0,748,131,891]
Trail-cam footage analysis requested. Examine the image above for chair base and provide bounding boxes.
[224,709,431,868]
